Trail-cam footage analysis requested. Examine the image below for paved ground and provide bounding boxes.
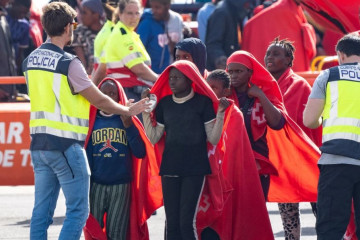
[0,186,317,239]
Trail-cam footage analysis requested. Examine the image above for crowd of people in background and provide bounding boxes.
[6,0,360,239]
[0,0,350,102]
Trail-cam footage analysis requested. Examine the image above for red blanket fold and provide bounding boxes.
[206,104,274,240]
[84,78,162,240]
[227,51,320,202]
[278,68,322,147]
[242,0,316,72]
[83,214,107,240]
[301,0,360,34]
[150,60,273,239]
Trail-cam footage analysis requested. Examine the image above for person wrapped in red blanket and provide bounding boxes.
[141,60,230,240]
[142,60,274,239]
[227,50,321,203]
[264,37,322,240]
[83,78,162,240]
[205,69,274,239]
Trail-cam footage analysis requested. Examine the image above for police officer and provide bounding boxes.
[22,2,150,239]
[304,33,360,240]
[92,0,158,102]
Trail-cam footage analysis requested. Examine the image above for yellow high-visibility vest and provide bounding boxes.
[101,21,153,87]
[321,63,360,159]
[94,20,114,66]
[102,21,151,68]
[23,43,90,143]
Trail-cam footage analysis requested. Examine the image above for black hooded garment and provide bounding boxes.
[174,37,207,76]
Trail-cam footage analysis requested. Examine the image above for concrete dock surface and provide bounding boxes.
[0,186,317,239]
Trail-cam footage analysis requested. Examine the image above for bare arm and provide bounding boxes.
[205,113,224,145]
[92,63,107,86]
[130,63,158,83]
[80,84,150,116]
[303,98,325,129]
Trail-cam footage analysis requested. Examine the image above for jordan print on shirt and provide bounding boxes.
[91,127,129,156]
[92,128,128,147]
[100,134,118,152]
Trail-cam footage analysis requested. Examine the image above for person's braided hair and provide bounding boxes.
[270,37,295,67]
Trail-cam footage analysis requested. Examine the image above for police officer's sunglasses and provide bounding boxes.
[71,22,78,30]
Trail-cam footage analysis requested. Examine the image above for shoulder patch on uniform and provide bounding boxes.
[120,28,127,35]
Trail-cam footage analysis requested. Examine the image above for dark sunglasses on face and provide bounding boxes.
[71,22,78,30]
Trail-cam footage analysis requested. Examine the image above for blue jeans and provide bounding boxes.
[30,143,90,240]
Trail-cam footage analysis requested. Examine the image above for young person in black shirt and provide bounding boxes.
[141,61,229,240]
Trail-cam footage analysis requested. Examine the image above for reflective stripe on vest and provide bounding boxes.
[106,72,154,87]
[106,52,151,69]
[24,44,90,142]
[102,22,152,87]
[107,52,143,69]
[30,126,87,141]
[323,117,360,143]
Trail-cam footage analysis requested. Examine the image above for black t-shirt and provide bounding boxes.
[155,93,216,176]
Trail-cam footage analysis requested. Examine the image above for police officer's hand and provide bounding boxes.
[126,99,135,107]
[128,98,151,116]
[218,97,230,113]
[121,99,135,127]
[141,88,151,99]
